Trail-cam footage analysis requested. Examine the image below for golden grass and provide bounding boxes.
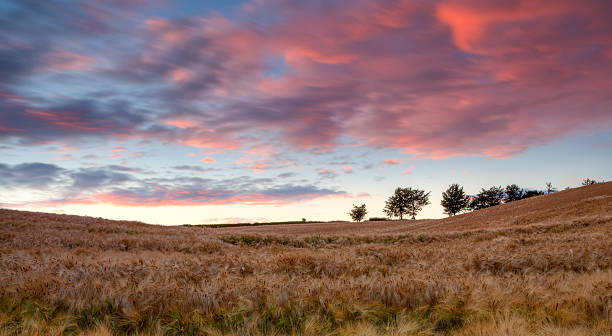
[0,183,611,335]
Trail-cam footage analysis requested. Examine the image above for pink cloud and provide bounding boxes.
[4,0,611,161]
[44,50,93,71]
[25,109,106,132]
[235,158,250,165]
[201,157,215,163]
[402,165,415,175]
[383,159,402,165]
[113,147,126,152]
[248,161,268,173]
[342,165,353,173]
[169,68,194,82]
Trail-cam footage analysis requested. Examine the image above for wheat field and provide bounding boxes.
[1,183,611,335]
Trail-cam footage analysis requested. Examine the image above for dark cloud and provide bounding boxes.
[0,162,346,206]
[0,162,64,188]
[277,172,297,179]
[0,98,152,144]
[69,168,133,189]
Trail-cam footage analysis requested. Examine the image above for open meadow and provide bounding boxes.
[1,183,611,335]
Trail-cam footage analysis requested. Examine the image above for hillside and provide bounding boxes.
[215,182,612,236]
[0,183,611,335]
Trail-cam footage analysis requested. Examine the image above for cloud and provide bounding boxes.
[172,165,220,173]
[0,98,151,144]
[402,165,415,175]
[1,0,611,159]
[74,182,347,207]
[316,168,338,179]
[1,162,348,207]
[383,159,402,165]
[0,162,64,188]
[69,167,133,189]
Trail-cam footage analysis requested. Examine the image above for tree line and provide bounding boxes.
[348,178,602,221]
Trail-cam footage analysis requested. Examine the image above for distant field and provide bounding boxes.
[1,183,611,335]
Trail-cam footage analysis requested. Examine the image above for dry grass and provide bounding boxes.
[0,183,611,335]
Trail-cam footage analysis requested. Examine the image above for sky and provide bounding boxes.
[1,0,611,225]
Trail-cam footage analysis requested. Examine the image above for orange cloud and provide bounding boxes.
[163,119,197,128]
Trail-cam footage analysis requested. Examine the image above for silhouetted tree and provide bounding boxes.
[384,187,430,220]
[469,186,505,210]
[522,190,545,199]
[545,182,557,193]
[441,184,469,216]
[582,178,597,186]
[505,184,524,202]
[348,204,368,222]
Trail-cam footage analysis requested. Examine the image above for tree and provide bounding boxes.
[582,178,597,186]
[384,187,431,220]
[545,182,557,193]
[441,184,469,216]
[469,186,505,210]
[348,204,367,222]
[505,184,524,202]
[522,190,544,199]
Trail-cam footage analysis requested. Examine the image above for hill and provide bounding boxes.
[0,183,611,335]
[215,181,612,236]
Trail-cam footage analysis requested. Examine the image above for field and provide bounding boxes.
[1,183,611,335]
